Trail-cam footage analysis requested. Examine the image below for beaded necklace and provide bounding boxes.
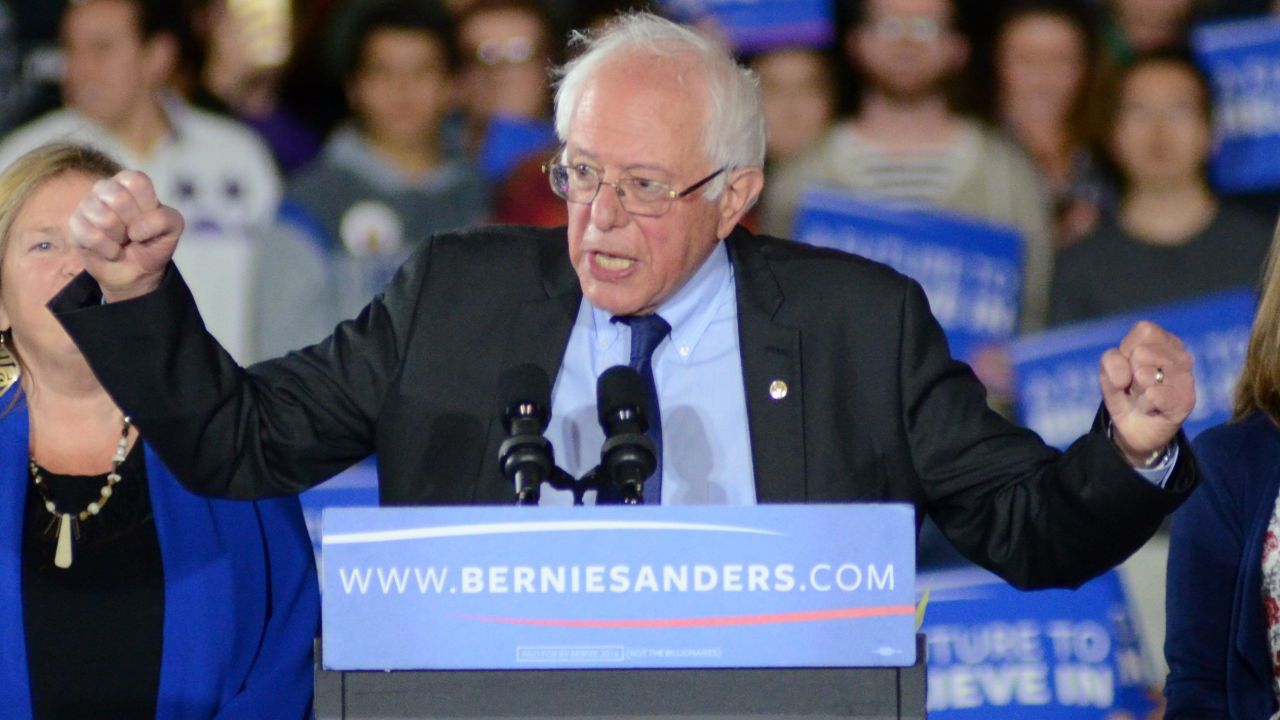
[29,415,132,569]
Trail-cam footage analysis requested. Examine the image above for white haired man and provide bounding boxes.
[57,13,1196,590]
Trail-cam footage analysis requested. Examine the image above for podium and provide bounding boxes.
[315,635,926,719]
[316,505,922,718]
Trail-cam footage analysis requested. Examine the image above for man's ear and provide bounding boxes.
[716,167,764,239]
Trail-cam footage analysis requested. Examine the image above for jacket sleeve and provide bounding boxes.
[213,495,320,719]
[51,242,431,499]
[1163,427,1250,719]
[898,277,1198,589]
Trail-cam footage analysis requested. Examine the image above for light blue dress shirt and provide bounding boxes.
[537,241,1174,504]
[540,242,757,505]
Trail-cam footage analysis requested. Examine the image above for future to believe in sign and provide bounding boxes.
[659,0,834,53]
[793,189,1024,364]
[1193,16,1280,194]
[1011,289,1255,448]
[920,568,1155,718]
[321,504,916,671]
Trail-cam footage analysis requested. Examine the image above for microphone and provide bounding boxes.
[498,363,554,505]
[596,365,656,504]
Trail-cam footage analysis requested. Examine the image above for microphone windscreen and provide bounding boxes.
[597,365,647,429]
[499,364,551,431]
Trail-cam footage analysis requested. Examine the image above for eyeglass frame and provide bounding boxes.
[541,156,728,217]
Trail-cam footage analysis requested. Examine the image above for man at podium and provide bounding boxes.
[52,12,1196,591]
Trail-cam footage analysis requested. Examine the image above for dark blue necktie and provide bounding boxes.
[614,313,670,504]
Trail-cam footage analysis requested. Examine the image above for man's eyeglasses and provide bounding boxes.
[543,162,726,217]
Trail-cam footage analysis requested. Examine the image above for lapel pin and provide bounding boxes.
[769,380,788,400]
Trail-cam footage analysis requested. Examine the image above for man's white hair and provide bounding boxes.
[552,12,765,199]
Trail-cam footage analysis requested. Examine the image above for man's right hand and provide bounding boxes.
[69,170,183,302]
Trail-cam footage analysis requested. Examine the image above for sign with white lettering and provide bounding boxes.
[321,504,916,670]
[793,189,1023,363]
[1011,289,1255,448]
[1193,17,1280,194]
[659,0,834,53]
[919,568,1156,717]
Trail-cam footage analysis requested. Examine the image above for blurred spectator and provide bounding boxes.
[1100,0,1198,67]
[0,1,66,136]
[495,147,566,227]
[453,0,559,184]
[492,0,650,228]
[763,0,1054,332]
[0,0,280,363]
[253,0,489,359]
[1050,52,1271,326]
[185,0,323,173]
[993,1,1111,248]
[751,47,838,167]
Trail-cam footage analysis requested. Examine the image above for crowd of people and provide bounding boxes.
[0,0,1275,364]
[0,0,1278,717]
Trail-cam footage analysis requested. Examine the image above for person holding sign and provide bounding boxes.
[54,12,1196,593]
[1165,228,1280,718]
[1050,52,1271,327]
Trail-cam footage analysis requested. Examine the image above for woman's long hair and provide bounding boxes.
[1235,218,1280,425]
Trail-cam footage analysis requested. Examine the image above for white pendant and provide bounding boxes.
[54,514,73,569]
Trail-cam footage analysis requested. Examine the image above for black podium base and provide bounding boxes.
[315,636,927,719]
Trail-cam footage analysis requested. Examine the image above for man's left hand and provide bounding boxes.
[1099,321,1196,466]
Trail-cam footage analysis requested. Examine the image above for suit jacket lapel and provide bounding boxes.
[473,236,582,503]
[728,230,806,502]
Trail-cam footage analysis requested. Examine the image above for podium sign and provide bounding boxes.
[322,504,916,671]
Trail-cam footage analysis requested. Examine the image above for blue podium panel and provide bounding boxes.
[322,504,916,671]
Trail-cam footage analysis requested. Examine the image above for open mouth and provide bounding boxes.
[591,251,637,274]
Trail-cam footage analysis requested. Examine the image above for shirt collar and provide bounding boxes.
[589,240,734,361]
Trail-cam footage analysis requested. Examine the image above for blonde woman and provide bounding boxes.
[1165,222,1280,718]
[0,144,318,718]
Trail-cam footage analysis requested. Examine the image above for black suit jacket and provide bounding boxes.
[55,224,1197,589]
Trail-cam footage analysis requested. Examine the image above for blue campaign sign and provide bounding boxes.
[321,504,916,671]
[919,568,1155,717]
[478,115,557,183]
[1011,289,1256,449]
[1192,17,1280,194]
[794,189,1023,362]
[660,0,834,53]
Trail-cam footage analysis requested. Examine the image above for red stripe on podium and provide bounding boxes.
[459,605,916,628]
